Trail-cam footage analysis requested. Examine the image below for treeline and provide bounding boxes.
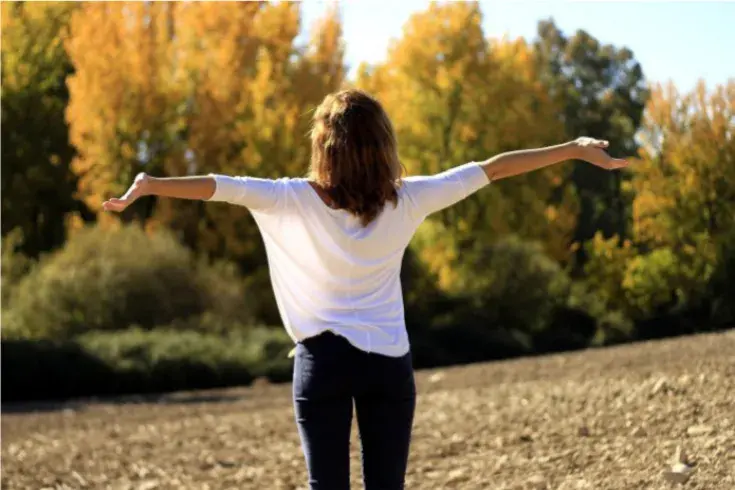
[2,2,733,402]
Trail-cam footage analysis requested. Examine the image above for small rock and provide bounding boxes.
[446,468,467,483]
[70,471,87,486]
[449,433,463,444]
[687,424,713,436]
[493,454,509,468]
[527,474,548,489]
[428,372,445,383]
[651,377,669,395]
[662,463,694,484]
[673,445,689,465]
[558,479,592,490]
[577,426,590,437]
[138,481,160,490]
[630,426,646,437]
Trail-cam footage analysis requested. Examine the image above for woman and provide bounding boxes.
[104,89,627,489]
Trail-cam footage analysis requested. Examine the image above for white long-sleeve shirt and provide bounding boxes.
[208,162,490,357]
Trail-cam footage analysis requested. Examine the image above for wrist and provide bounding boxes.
[563,141,583,160]
[139,174,156,196]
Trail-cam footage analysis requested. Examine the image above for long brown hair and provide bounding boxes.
[308,89,402,226]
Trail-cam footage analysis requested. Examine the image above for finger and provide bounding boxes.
[113,195,134,206]
[607,158,628,169]
[120,187,138,201]
[103,198,127,212]
[102,201,119,212]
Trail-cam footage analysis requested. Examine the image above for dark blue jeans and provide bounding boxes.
[293,331,416,490]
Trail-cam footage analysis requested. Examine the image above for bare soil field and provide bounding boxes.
[3,330,734,490]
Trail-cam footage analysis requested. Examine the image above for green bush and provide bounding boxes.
[1,326,294,402]
[564,281,633,347]
[3,224,255,339]
[623,241,716,318]
[406,235,607,363]
[452,235,572,335]
[1,228,34,307]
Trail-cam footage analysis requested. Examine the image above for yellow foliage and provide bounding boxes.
[584,80,733,317]
[632,80,735,248]
[584,232,636,311]
[356,2,577,269]
[65,2,345,263]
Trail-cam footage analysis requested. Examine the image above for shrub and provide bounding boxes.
[453,235,572,335]
[3,224,255,339]
[1,326,294,402]
[1,228,34,307]
[582,232,636,312]
[622,239,716,318]
[409,235,604,361]
[564,281,633,347]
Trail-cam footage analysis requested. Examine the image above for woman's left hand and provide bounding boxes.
[103,172,151,212]
[573,137,629,170]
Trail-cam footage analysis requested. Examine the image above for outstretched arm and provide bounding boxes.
[103,174,215,212]
[480,137,628,182]
[402,137,629,218]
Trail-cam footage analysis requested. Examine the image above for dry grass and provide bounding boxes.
[3,330,734,489]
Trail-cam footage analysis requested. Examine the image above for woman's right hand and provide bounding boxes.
[103,172,151,212]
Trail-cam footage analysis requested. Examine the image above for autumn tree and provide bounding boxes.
[633,81,735,246]
[1,2,92,257]
[586,80,734,323]
[356,2,577,290]
[534,19,649,265]
[66,2,185,223]
[64,2,345,323]
[65,2,344,259]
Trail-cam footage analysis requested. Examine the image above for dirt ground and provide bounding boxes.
[3,330,734,490]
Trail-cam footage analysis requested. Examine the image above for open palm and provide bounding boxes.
[574,137,629,170]
[103,172,150,212]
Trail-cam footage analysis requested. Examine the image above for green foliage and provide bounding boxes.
[583,232,637,312]
[406,235,621,364]
[4,224,254,339]
[534,19,649,256]
[622,241,716,318]
[453,235,571,335]
[586,235,719,327]
[1,228,35,306]
[1,326,293,402]
[1,2,92,257]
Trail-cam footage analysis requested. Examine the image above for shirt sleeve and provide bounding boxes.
[206,174,286,212]
[401,162,490,218]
